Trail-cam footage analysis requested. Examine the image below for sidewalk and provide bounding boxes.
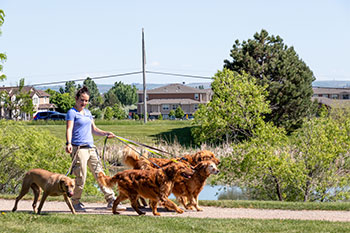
[2,199,350,222]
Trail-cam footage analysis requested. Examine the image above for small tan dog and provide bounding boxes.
[12,168,76,214]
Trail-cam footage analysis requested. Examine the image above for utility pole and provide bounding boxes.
[142,28,147,124]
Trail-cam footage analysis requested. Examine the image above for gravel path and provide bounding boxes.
[2,199,350,222]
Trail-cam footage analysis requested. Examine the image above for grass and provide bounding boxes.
[26,120,195,146]
[1,212,350,233]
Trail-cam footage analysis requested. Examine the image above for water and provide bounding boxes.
[169,185,226,200]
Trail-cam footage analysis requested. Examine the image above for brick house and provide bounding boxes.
[312,87,350,108]
[0,86,55,120]
[137,83,213,119]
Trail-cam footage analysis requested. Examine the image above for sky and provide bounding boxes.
[0,0,349,87]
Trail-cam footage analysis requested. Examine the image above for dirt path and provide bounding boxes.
[2,199,350,222]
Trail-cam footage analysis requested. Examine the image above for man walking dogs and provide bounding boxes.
[66,86,126,212]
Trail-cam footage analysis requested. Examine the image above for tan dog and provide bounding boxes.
[172,161,219,211]
[98,161,194,216]
[12,168,76,214]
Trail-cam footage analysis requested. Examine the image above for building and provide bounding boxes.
[0,86,55,120]
[137,83,213,119]
[312,87,350,108]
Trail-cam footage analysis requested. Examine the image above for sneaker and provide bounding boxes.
[107,199,126,211]
[73,202,86,212]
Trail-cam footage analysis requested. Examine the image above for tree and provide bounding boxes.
[112,103,126,120]
[192,69,271,144]
[103,90,120,108]
[104,106,113,120]
[108,81,137,106]
[224,29,317,133]
[46,89,74,113]
[83,77,102,108]
[175,106,184,119]
[169,110,175,119]
[0,9,7,81]
[0,79,34,120]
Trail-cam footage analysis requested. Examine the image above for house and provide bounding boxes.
[0,86,55,120]
[137,83,213,119]
[312,87,350,108]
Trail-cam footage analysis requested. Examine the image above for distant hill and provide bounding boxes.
[312,81,350,88]
[36,82,212,93]
[36,80,349,93]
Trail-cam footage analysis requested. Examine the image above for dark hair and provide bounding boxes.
[76,86,90,98]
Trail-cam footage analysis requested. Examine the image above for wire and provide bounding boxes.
[30,71,143,87]
[146,71,212,80]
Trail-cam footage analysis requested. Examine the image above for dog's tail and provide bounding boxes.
[122,146,150,169]
[97,172,117,188]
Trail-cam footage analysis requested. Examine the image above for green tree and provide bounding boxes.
[109,81,137,106]
[192,69,271,144]
[103,90,120,108]
[0,79,34,120]
[215,123,300,201]
[60,81,77,98]
[290,110,350,202]
[224,29,316,133]
[104,106,113,120]
[112,103,126,120]
[0,9,7,81]
[158,114,163,120]
[169,110,175,119]
[46,89,74,113]
[175,106,185,119]
[83,77,102,108]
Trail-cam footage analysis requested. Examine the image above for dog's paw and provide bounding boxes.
[176,208,184,214]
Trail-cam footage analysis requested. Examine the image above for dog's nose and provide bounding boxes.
[67,191,74,197]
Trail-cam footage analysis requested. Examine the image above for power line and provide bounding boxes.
[25,70,213,87]
[146,71,212,80]
[30,71,143,87]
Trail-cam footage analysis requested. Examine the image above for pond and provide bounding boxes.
[169,185,246,200]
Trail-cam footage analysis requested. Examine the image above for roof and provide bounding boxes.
[313,87,350,95]
[139,98,201,105]
[0,86,50,97]
[312,97,350,108]
[35,89,50,97]
[137,83,210,94]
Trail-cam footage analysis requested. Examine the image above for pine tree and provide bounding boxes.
[224,29,317,132]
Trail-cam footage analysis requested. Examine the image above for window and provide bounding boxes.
[33,97,39,105]
[172,104,178,110]
[194,104,198,110]
[331,94,338,99]
[343,94,350,100]
[162,104,169,110]
[194,93,199,100]
[322,94,328,98]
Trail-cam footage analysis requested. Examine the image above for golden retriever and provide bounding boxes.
[172,160,219,211]
[12,168,76,214]
[121,147,220,210]
[98,161,193,216]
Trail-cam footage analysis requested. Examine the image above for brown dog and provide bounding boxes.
[12,168,76,214]
[98,161,193,216]
[172,161,219,211]
[121,148,220,208]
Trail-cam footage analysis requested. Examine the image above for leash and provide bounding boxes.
[115,136,163,169]
[113,135,180,164]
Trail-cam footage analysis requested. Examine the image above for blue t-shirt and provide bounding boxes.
[66,108,94,147]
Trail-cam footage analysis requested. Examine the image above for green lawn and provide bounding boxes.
[27,120,195,146]
[1,212,350,233]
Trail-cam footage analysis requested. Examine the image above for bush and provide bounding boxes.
[0,120,100,195]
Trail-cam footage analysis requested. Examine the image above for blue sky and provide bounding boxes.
[0,0,349,87]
